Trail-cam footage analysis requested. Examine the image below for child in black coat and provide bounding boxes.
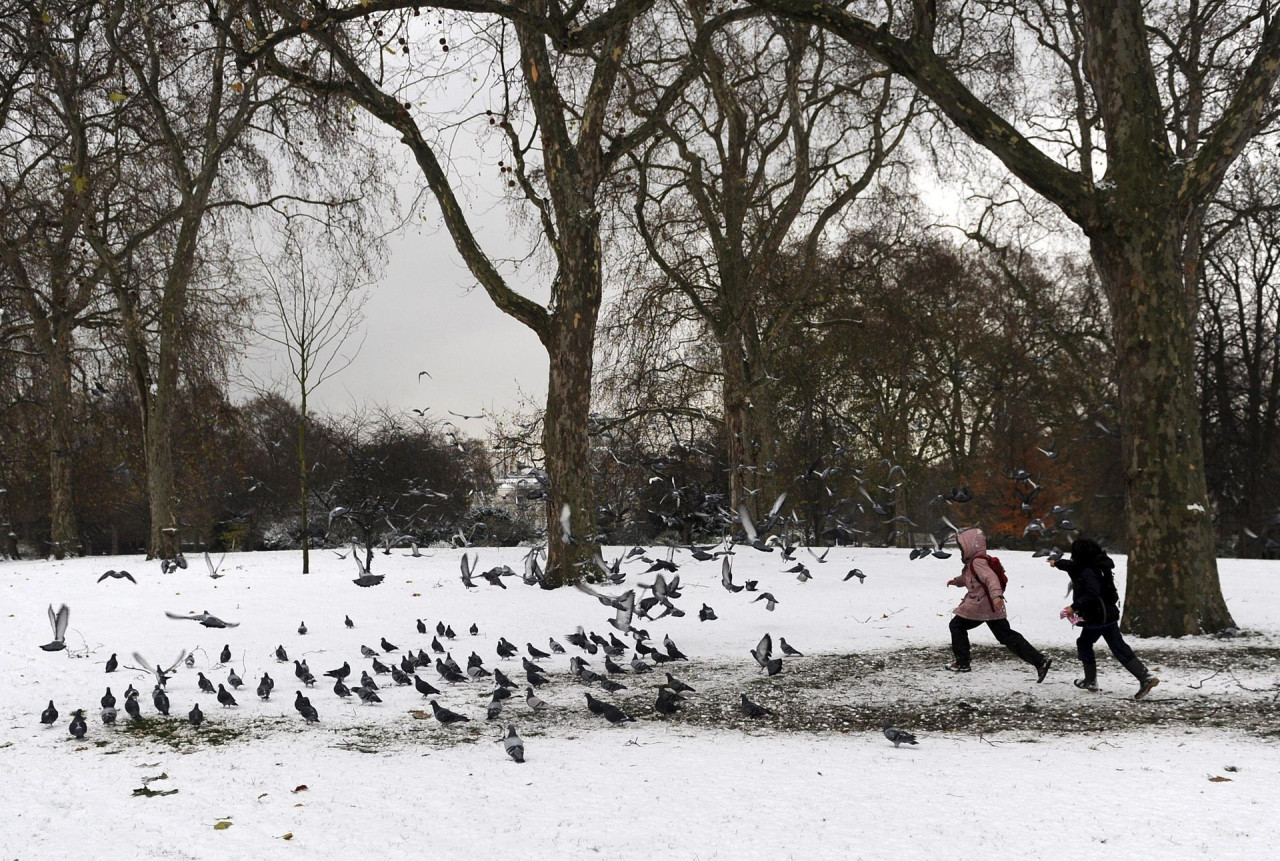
[1050,537,1159,700]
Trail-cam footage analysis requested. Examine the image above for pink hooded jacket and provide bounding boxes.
[951,528,1006,621]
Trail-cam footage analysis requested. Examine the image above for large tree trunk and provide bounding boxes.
[1091,220,1234,636]
[145,360,180,560]
[47,336,77,559]
[720,333,752,516]
[542,231,602,588]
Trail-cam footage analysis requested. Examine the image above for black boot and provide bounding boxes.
[1074,662,1098,692]
[1123,658,1159,700]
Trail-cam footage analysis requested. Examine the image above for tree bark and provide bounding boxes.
[46,334,77,558]
[299,390,310,574]
[541,227,602,588]
[720,332,752,516]
[1090,219,1234,635]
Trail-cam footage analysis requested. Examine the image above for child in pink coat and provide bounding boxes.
[946,527,1052,682]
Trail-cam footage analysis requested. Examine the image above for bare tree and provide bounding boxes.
[252,221,368,574]
[613,5,918,515]
[223,0,738,585]
[0,1,118,557]
[744,0,1280,635]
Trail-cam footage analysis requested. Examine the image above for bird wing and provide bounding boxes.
[613,591,635,630]
[97,572,110,583]
[163,650,188,674]
[164,611,200,621]
[756,633,772,662]
[52,604,69,640]
[122,571,137,583]
[721,556,734,589]
[737,504,758,543]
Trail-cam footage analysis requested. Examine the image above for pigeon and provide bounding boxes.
[585,693,634,724]
[371,657,392,675]
[753,592,779,611]
[437,621,447,637]
[41,701,58,726]
[460,553,478,588]
[630,654,652,674]
[152,686,170,716]
[779,638,804,657]
[40,604,70,651]
[883,723,918,747]
[275,645,288,662]
[298,621,307,636]
[101,706,117,725]
[548,637,566,654]
[654,687,684,715]
[197,672,216,694]
[294,690,312,714]
[740,694,772,718]
[493,668,516,689]
[324,662,351,681]
[699,603,718,621]
[392,666,413,686]
[97,569,136,584]
[184,653,195,668]
[68,709,87,739]
[165,610,238,628]
[527,642,551,660]
[216,684,238,707]
[598,678,627,693]
[299,700,319,722]
[417,619,427,634]
[124,693,142,721]
[486,693,505,721]
[526,668,550,687]
[750,634,783,676]
[360,645,379,658]
[353,573,384,587]
[360,671,379,691]
[844,568,866,583]
[525,687,548,713]
[663,635,688,661]
[188,703,204,727]
[430,700,470,724]
[502,724,525,763]
[345,615,355,629]
[132,650,187,688]
[380,637,399,652]
[101,688,116,709]
[333,679,352,698]
[105,653,118,673]
[257,675,273,700]
[665,673,695,694]
[227,669,243,689]
[522,657,548,676]
[353,685,383,704]
[469,623,479,636]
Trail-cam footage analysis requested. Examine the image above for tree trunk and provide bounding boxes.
[145,369,180,560]
[720,334,752,516]
[542,231,602,588]
[1091,221,1234,635]
[299,391,310,574]
[47,336,77,559]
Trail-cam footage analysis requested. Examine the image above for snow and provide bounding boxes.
[3,547,1279,859]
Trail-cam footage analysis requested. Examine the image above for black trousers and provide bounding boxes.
[1076,622,1135,666]
[949,616,1045,668]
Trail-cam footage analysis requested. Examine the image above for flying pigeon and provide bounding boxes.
[40,604,70,651]
[164,610,239,628]
[753,593,779,611]
[844,568,866,583]
[97,569,136,584]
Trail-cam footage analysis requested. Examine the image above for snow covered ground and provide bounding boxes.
[2,547,1278,859]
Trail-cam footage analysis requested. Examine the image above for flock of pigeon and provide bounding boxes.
[32,505,927,759]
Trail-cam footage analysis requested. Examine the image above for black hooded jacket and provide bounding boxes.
[1059,550,1120,626]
